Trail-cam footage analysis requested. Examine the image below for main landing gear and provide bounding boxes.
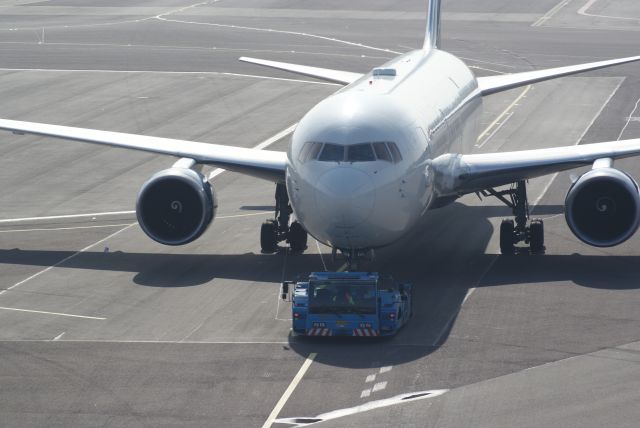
[260,183,308,253]
[480,180,544,255]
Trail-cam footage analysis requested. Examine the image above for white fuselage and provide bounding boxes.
[286,49,482,250]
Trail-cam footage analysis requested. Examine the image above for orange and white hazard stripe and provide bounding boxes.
[307,328,332,336]
[353,328,379,337]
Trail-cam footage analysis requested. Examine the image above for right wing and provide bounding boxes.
[239,57,363,85]
[0,118,287,182]
[433,138,640,196]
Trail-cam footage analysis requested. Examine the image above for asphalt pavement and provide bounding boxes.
[0,0,639,427]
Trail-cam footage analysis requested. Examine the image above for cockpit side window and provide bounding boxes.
[299,142,323,163]
[318,143,345,162]
[387,142,403,163]
[373,142,392,162]
[347,143,375,162]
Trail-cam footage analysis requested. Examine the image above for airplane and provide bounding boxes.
[1,0,640,268]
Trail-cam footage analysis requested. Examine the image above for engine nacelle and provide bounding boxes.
[136,166,216,246]
[565,168,640,247]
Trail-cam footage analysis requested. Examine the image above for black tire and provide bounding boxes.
[260,220,278,253]
[288,221,308,252]
[530,219,544,253]
[500,219,515,255]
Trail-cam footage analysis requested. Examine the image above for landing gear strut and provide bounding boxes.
[260,183,307,253]
[480,180,544,254]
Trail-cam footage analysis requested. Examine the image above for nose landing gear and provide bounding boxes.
[480,180,544,254]
[260,183,308,253]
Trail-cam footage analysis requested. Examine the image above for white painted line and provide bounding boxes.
[379,366,392,374]
[372,381,387,393]
[531,78,623,208]
[0,67,341,86]
[477,85,531,142]
[360,389,371,398]
[262,352,317,428]
[0,210,135,223]
[315,239,328,271]
[578,0,640,21]
[52,332,65,341]
[532,0,573,27]
[0,223,132,233]
[156,13,401,55]
[365,374,376,383]
[475,112,514,149]
[0,211,269,225]
[0,306,106,320]
[617,97,640,140]
[275,390,449,425]
[208,123,297,180]
[0,223,136,297]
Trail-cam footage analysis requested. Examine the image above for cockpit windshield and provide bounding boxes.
[299,141,403,163]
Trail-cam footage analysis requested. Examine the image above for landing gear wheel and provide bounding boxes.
[500,219,515,255]
[288,221,308,253]
[529,219,544,253]
[260,220,278,253]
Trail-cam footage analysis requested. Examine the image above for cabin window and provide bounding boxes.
[373,142,392,162]
[318,143,345,162]
[347,143,376,162]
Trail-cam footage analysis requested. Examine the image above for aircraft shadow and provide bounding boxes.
[1,203,636,367]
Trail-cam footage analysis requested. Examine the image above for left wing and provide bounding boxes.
[0,118,287,182]
[239,57,363,85]
[433,138,640,195]
[477,56,640,96]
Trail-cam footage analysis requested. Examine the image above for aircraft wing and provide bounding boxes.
[477,56,640,96]
[239,57,363,85]
[434,138,640,195]
[0,118,287,182]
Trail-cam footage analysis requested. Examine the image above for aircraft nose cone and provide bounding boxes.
[315,167,375,227]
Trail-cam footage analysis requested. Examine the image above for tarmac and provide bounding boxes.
[0,0,639,426]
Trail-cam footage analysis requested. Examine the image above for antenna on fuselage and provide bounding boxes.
[423,0,442,50]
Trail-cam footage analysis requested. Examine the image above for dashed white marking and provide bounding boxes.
[365,374,376,383]
[532,0,573,27]
[52,332,65,341]
[372,381,387,392]
[360,389,371,398]
[262,352,317,428]
[379,366,392,374]
[0,306,105,320]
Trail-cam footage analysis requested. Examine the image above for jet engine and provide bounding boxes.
[136,162,216,246]
[565,167,640,247]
